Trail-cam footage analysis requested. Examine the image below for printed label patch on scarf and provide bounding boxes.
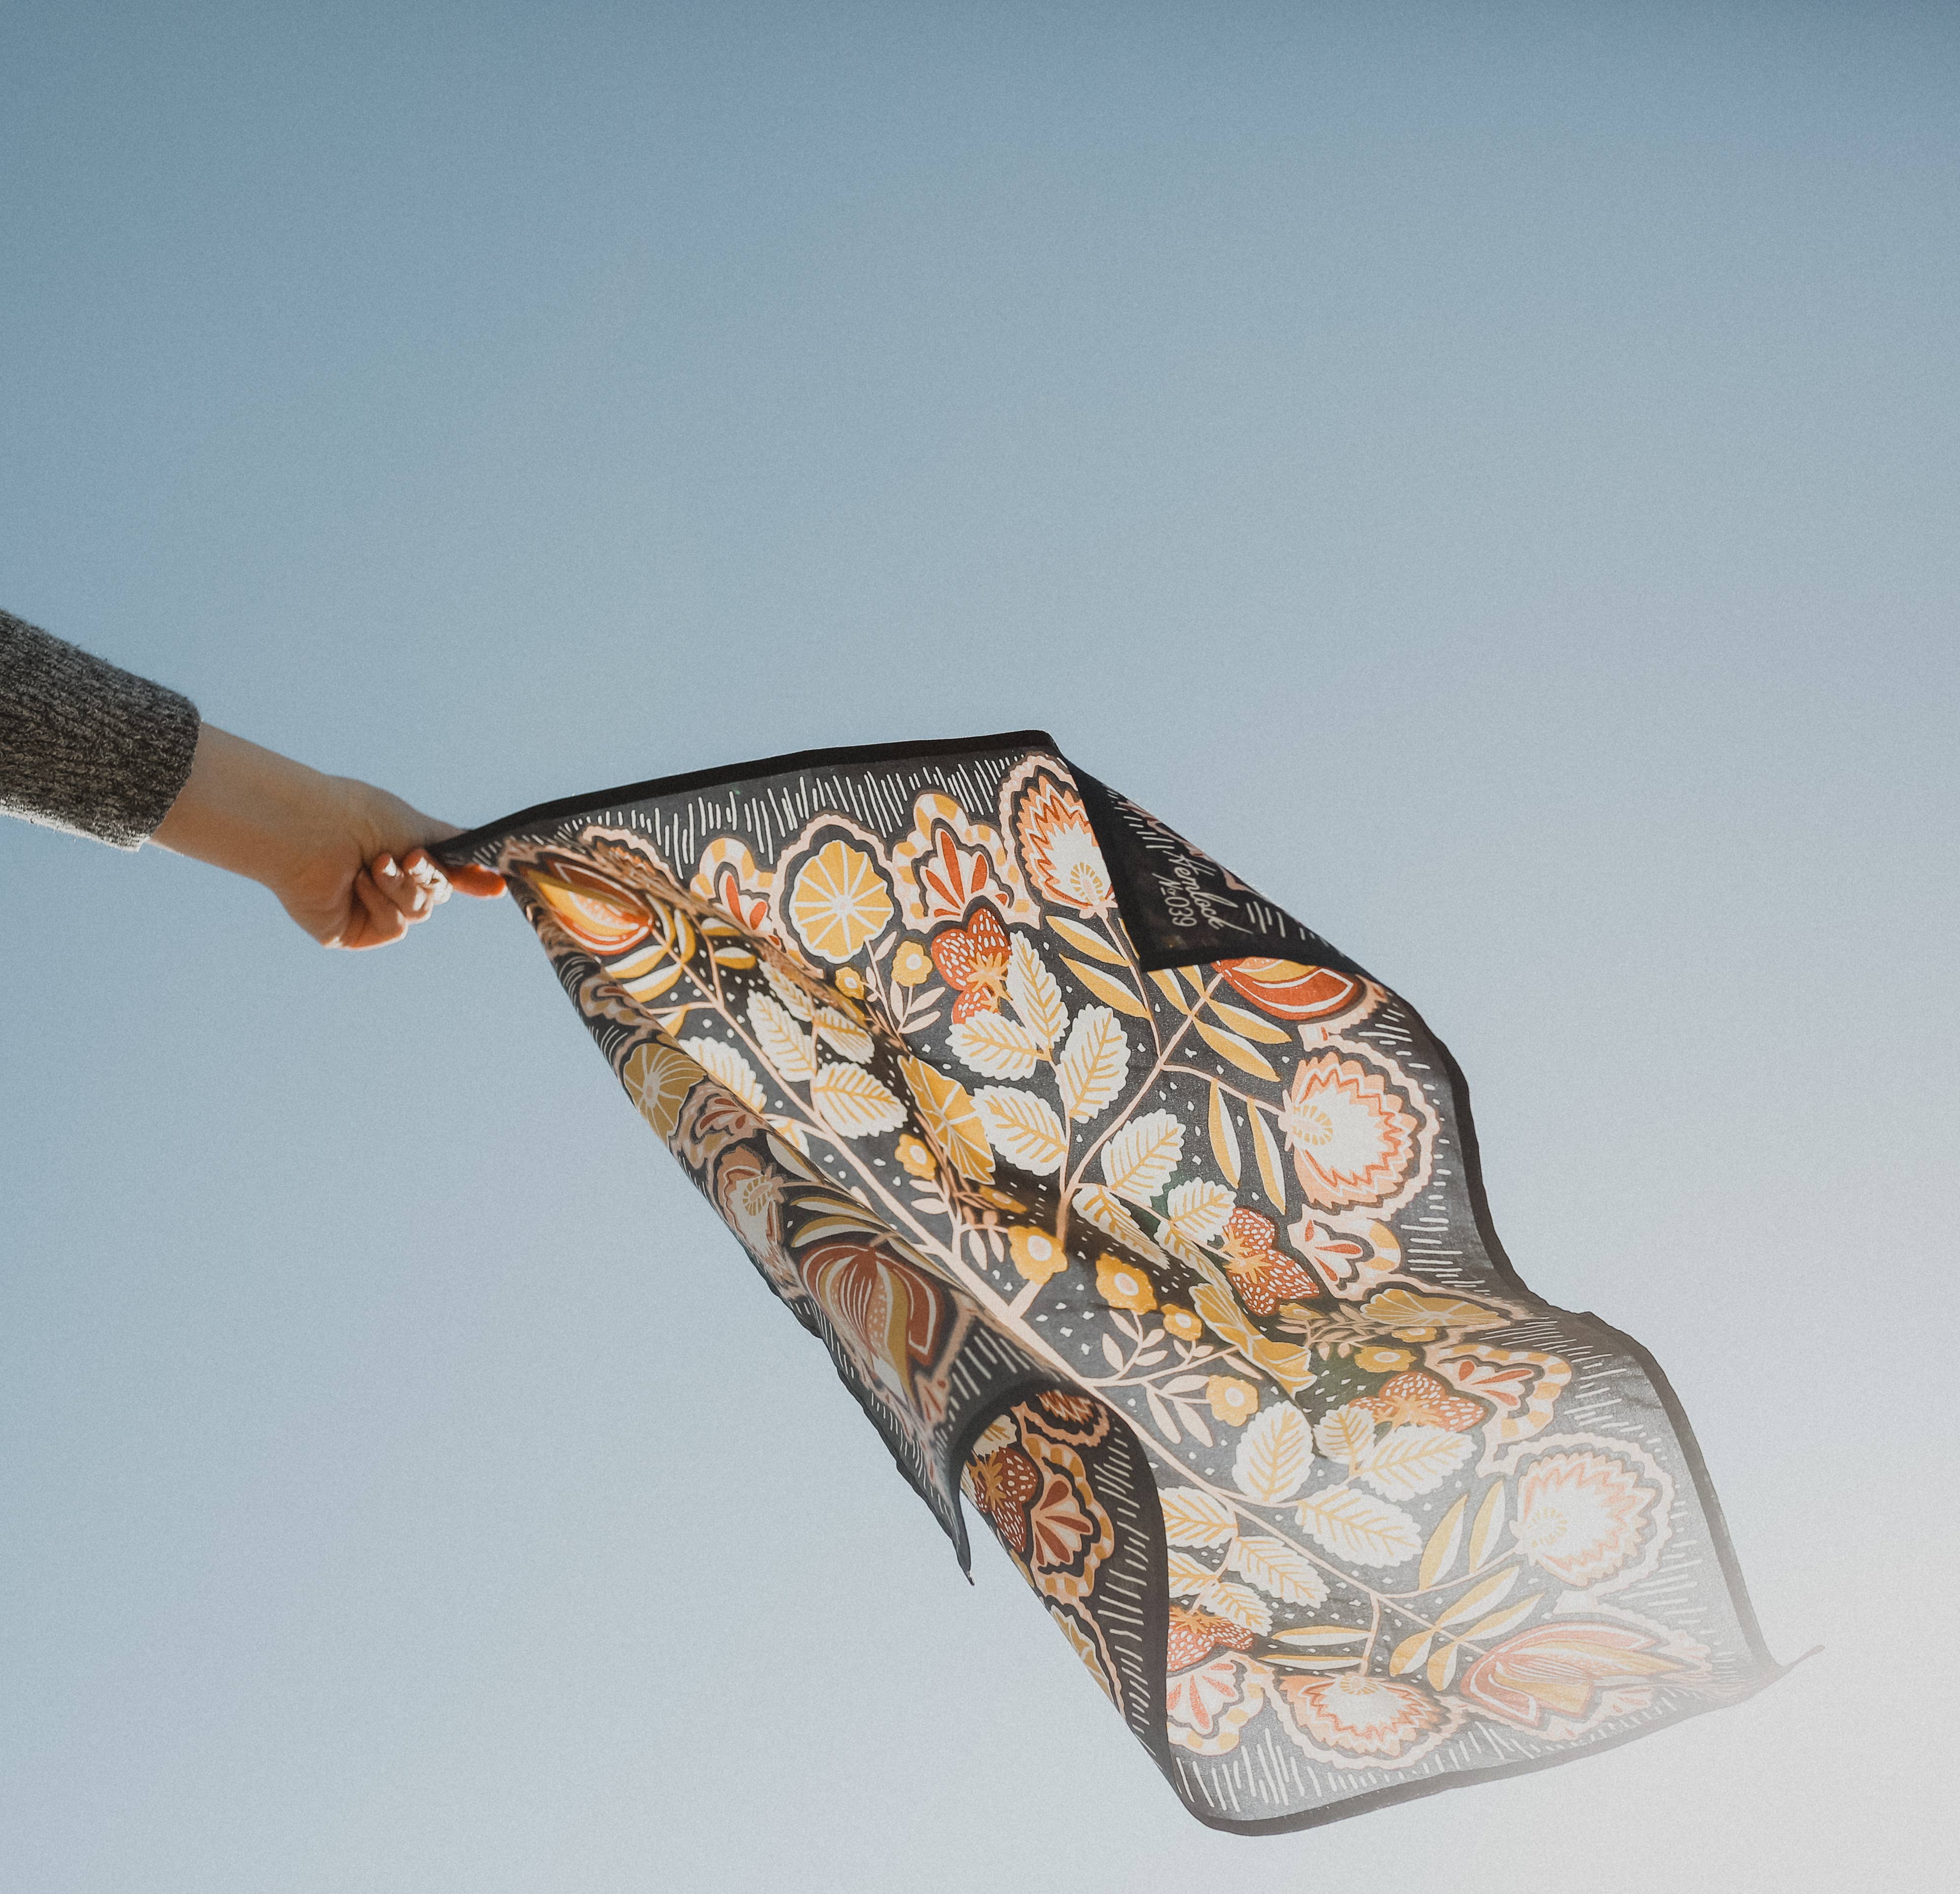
[1072,770,1365,976]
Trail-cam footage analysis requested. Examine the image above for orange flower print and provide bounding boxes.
[1095,1253,1156,1312]
[1278,1053,1420,1211]
[1204,1376,1260,1425]
[1512,1451,1658,1587]
[1219,1206,1321,1316]
[1215,959,1368,1023]
[1009,1225,1068,1284]
[1166,1603,1257,1671]
[1014,776,1114,917]
[913,821,998,921]
[1026,1462,1100,1572]
[1353,1370,1484,1433]
[969,1443,1042,1558]
[891,939,934,986]
[520,854,656,953]
[787,840,895,963]
[1278,1674,1446,1760]
[928,904,1012,1022]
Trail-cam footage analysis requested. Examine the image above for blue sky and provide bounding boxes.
[2,5,1955,1889]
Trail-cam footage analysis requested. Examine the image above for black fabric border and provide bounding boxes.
[431,728,1061,866]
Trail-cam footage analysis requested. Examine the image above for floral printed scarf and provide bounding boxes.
[435,731,1779,1833]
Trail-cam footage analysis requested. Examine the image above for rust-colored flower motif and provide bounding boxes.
[1215,958,1369,1023]
[1354,1370,1484,1433]
[1166,1603,1257,1670]
[521,853,656,953]
[1095,1253,1156,1312]
[1009,1224,1068,1285]
[914,820,998,920]
[1513,1450,1659,1586]
[787,840,895,963]
[1014,776,1114,916]
[1204,1376,1260,1425]
[1219,1206,1322,1316]
[891,939,934,986]
[1278,1673,1446,1760]
[1161,1305,1203,1342]
[1278,1053,1420,1211]
[928,904,1013,1021]
[968,1443,1042,1557]
[1458,1621,1686,1739]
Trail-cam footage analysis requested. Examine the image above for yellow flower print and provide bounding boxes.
[1161,1306,1203,1342]
[1354,1345,1416,1375]
[979,1186,1025,1212]
[1205,1377,1260,1426]
[1095,1253,1156,1313]
[834,966,865,998]
[1008,1225,1067,1285]
[896,1134,936,1179]
[788,840,895,963]
[891,939,933,986]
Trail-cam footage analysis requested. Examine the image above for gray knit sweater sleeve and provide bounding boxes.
[0,609,202,850]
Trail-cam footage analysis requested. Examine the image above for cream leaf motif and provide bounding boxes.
[1007,934,1069,1050]
[1056,1006,1130,1124]
[1233,1403,1315,1505]
[1295,1487,1421,1567]
[1101,1109,1185,1204]
[808,1062,907,1137]
[947,1013,1044,1080]
[679,1036,769,1114]
[747,993,817,1082]
[974,1087,1069,1175]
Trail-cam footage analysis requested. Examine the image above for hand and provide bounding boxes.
[153,725,505,949]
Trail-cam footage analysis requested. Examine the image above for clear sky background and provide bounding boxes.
[2,4,1955,1890]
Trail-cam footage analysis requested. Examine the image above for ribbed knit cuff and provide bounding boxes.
[0,610,202,850]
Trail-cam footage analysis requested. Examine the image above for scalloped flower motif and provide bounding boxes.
[1277,1673,1451,1762]
[1512,1450,1659,1587]
[787,839,895,963]
[1278,1053,1421,1211]
[1013,775,1115,917]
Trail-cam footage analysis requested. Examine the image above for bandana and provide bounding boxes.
[436,730,1779,1832]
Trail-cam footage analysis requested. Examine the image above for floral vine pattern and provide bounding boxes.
[438,736,1776,1832]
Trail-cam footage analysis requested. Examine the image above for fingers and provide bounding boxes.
[447,861,507,897]
[350,867,410,947]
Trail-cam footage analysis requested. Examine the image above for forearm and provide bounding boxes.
[151,724,353,888]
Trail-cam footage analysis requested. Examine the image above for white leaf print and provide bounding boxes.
[1165,1179,1233,1246]
[680,1036,768,1114]
[813,1007,874,1063]
[1313,1403,1378,1468]
[1070,1185,1169,1263]
[1159,1486,1237,1547]
[808,1062,907,1138]
[1195,1577,1271,1636]
[947,1013,1043,1080]
[974,1088,1069,1175]
[747,993,817,1082]
[1166,1550,1215,1597]
[1356,1424,1475,1500]
[1055,1006,1130,1124]
[1007,933,1068,1051]
[1229,1534,1329,1608]
[1295,1487,1422,1567]
[1233,1402,1314,1505]
[1101,1109,1185,1204]
[762,961,814,1021]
